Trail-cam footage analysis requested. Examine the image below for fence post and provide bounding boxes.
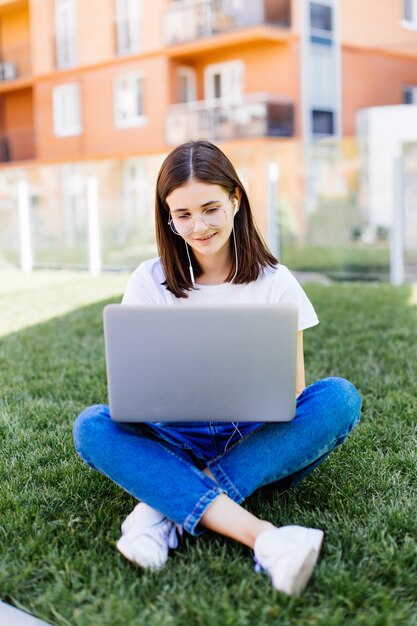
[390,157,404,285]
[87,176,101,275]
[18,180,32,272]
[267,162,280,259]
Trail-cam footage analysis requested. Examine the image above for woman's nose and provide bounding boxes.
[193,214,209,232]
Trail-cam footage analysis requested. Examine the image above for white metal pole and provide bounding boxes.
[390,156,405,285]
[87,176,101,275]
[17,180,32,272]
[267,162,280,259]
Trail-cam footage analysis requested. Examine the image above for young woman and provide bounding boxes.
[73,141,361,596]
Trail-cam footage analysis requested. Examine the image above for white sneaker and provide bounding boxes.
[116,503,183,570]
[254,526,323,596]
[273,525,324,555]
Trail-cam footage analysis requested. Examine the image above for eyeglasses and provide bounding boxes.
[168,207,227,237]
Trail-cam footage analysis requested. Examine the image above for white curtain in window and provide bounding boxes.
[177,67,197,103]
[116,0,141,54]
[205,61,244,102]
[53,83,82,136]
[115,74,144,127]
[55,0,77,68]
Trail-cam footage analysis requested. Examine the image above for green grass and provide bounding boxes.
[1,272,416,626]
[281,245,390,281]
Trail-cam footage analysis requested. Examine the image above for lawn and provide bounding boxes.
[281,244,390,281]
[1,271,416,626]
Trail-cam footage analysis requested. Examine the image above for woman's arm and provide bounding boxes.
[296,331,306,397]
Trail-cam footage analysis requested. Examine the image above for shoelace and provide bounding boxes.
[168,522,183,549]
[146,518,183,550]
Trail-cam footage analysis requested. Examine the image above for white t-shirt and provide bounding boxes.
[122,258,319,331]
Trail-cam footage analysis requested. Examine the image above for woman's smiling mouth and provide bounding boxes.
[194,233,217,242]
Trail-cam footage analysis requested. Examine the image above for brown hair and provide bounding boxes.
[155,140,278,298]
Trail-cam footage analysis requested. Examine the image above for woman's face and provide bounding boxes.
[165,179,240,265]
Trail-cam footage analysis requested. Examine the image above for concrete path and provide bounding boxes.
[0,603,52,626]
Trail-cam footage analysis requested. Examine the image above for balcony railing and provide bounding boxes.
[164,0,291,46]
[0,127,36,162]
[0,44,31,81]
[166,93,294,145]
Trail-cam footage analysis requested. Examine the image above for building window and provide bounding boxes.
[403,85,417,103]
[55,0,77,68]
[115,0,142,55]
[310,1,333,45]
[403,0,417,25]
[311,109,335,136]
[114,72,146,128]
[205,61,244,102]
[177,67,196,103]
[53,83,82,137]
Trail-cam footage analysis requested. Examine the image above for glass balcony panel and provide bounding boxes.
[164,0,291,46]
[166,94,293,144]
[0,44,31,80]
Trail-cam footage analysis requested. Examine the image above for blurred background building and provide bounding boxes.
[1,0,417,281]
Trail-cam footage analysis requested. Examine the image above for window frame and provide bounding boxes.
[402,0,417,28]
[52,82,82,137]
[54,0,77,69]
[403,84,417,104]
[115,0,142,56]
[311,108,335,137]
[204,60,244,103]
[114,71,147,129]
[177,67,197,104]
[309,0,334,46]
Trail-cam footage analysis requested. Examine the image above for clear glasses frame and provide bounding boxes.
[168,207,228,237]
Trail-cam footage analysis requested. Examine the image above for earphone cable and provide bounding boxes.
[230,219,239,284]
[185,242,195,285]
[224,421,244,452]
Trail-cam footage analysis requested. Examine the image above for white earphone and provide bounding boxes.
[233,199,238,216]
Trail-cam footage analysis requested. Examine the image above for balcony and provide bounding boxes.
[164,0,291,46]
[0,127,36,162]
[166,93,294,145]
[0,44,31,82]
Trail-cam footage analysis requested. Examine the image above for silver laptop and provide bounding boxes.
[103,304,298,423]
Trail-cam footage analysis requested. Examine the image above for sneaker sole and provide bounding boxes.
[116,535,164,571]
[289,546,319,596]
[288,530,323,596]
[304,528,324,555]
[273,545,318,596]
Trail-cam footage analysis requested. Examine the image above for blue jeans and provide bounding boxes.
[73,377,361,536]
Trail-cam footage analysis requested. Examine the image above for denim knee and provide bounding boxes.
[319,376,362,436]
[73,404,110,465]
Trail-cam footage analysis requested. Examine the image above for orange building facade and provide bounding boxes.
[1,0,416,161]
[1,0,417,270]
